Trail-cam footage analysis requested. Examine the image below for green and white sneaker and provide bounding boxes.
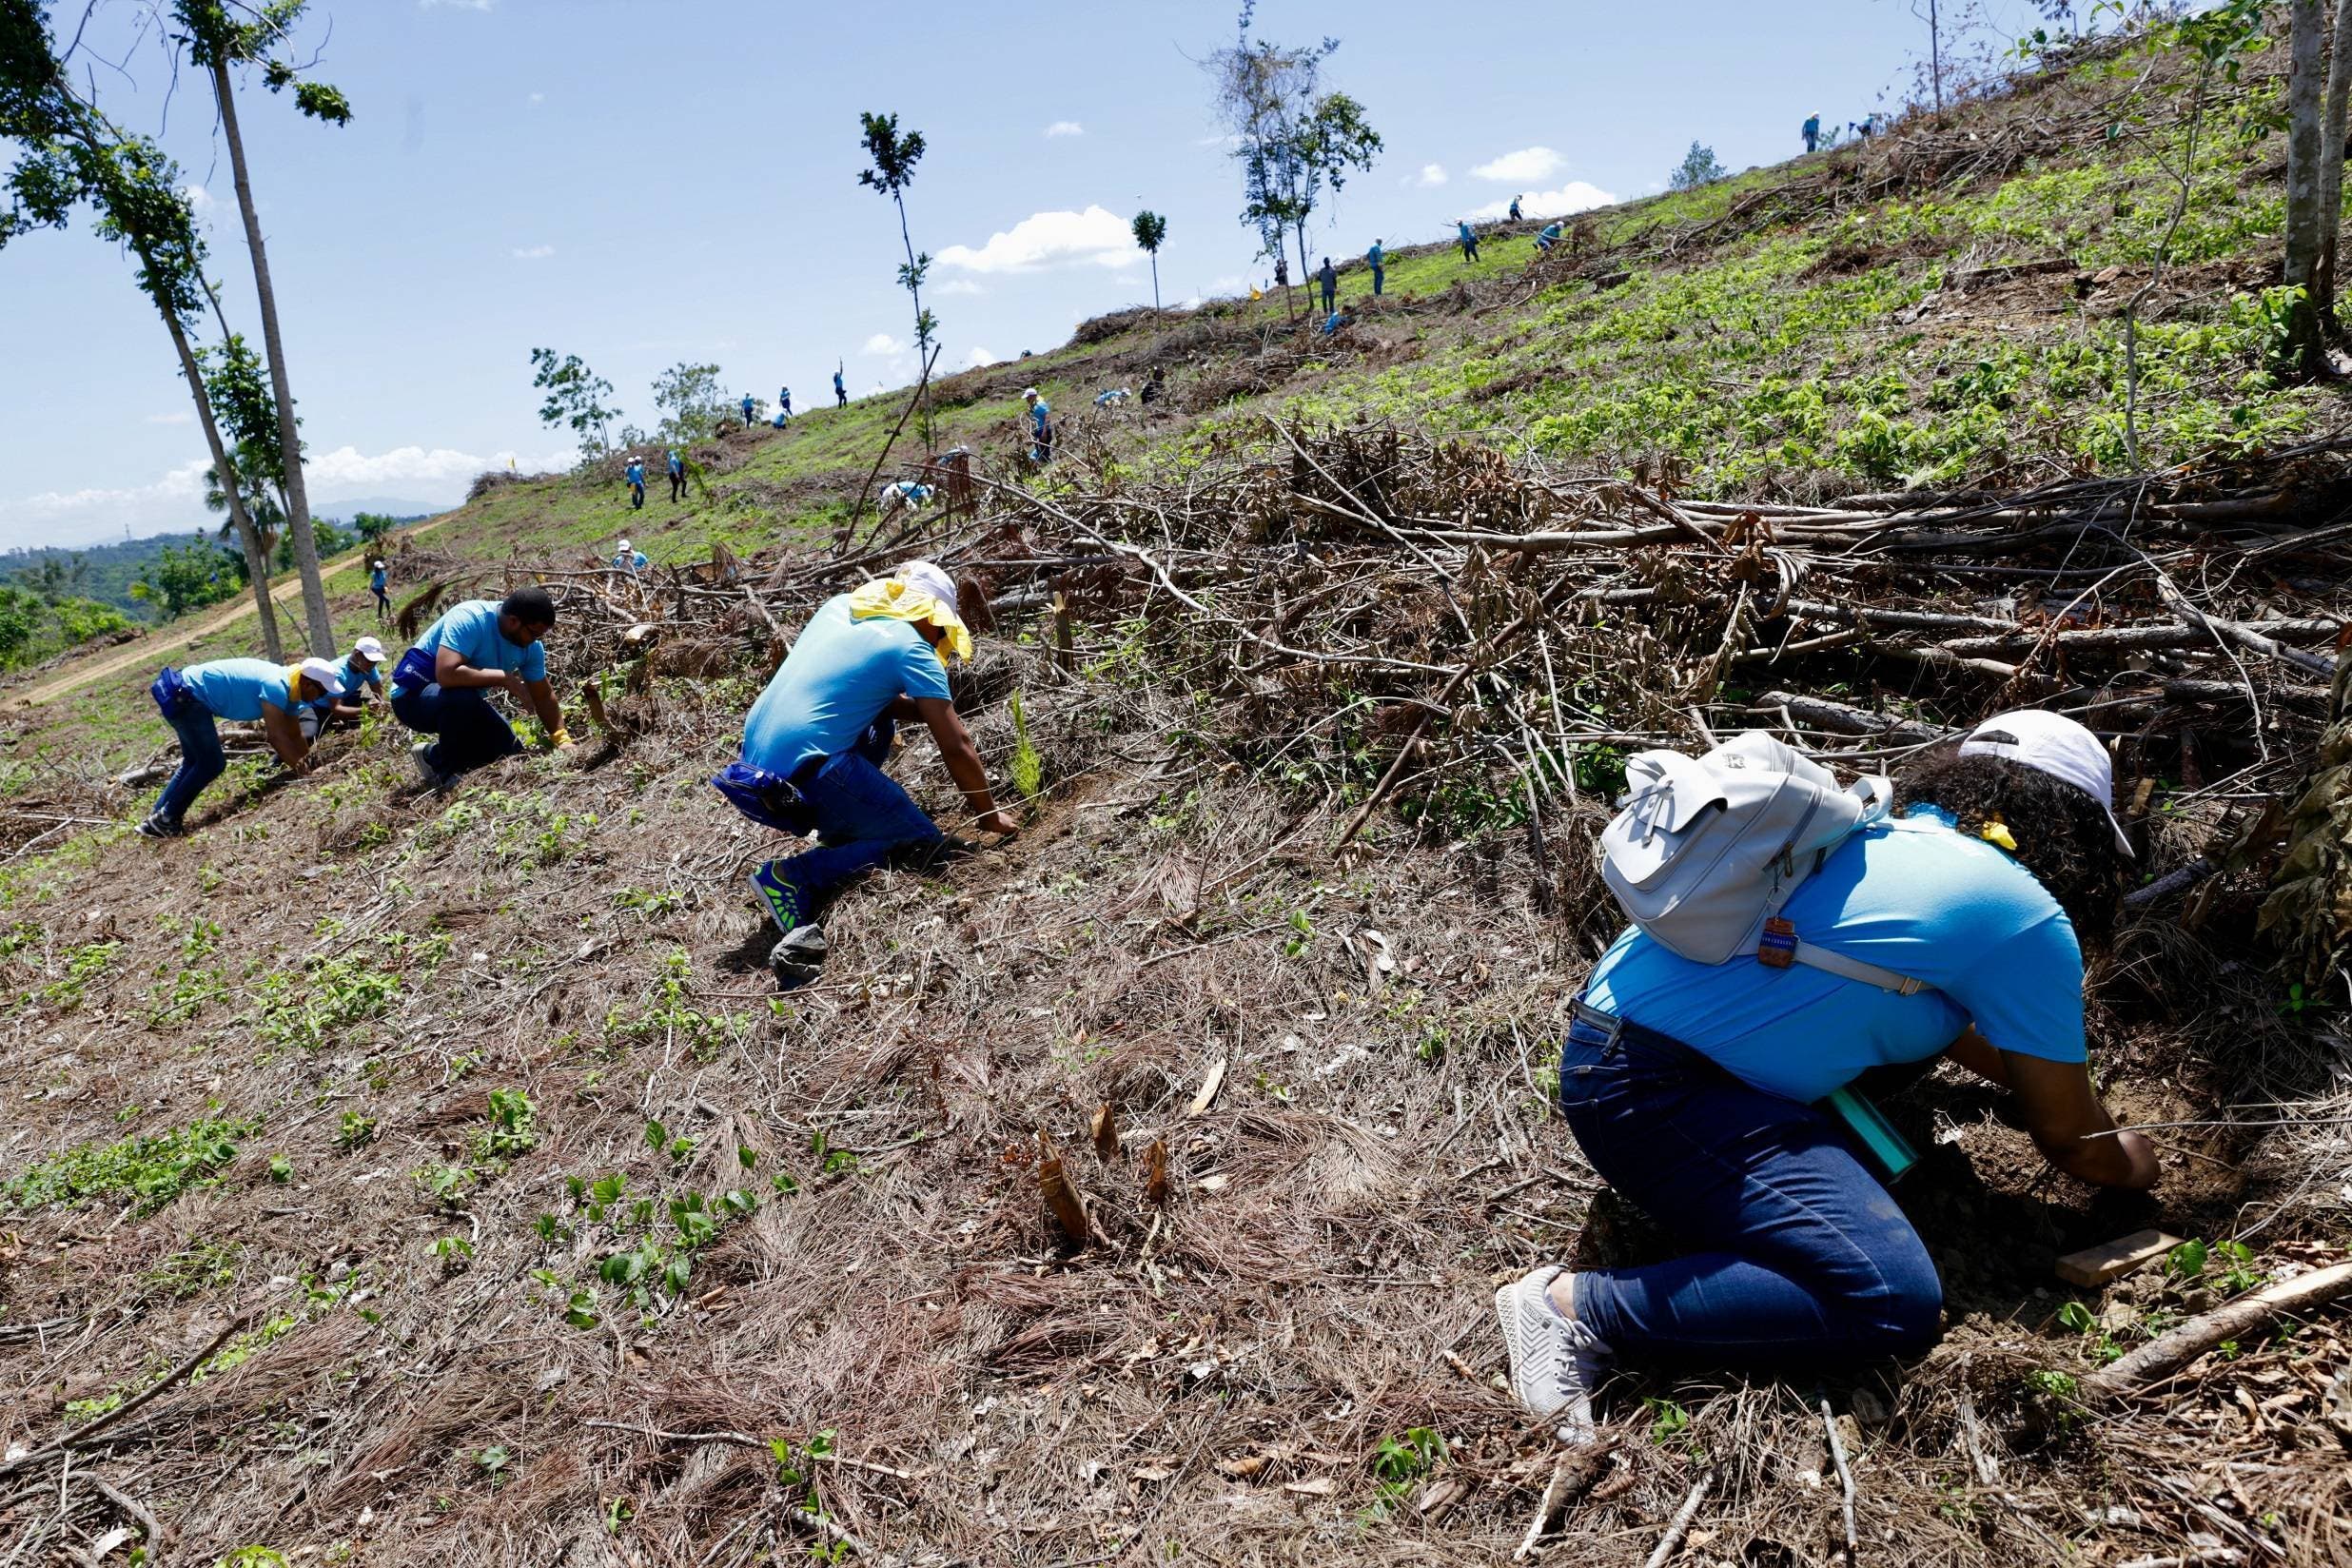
[1494,1264,1614,1442]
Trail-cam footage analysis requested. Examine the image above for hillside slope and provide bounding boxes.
[3,23,2351,1568]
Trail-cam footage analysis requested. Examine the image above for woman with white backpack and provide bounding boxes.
[1497,709,2159,1441]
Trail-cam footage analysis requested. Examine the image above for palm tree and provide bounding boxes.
[205,447,285,560]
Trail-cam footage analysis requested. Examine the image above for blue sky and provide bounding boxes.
[0,0,2025,550]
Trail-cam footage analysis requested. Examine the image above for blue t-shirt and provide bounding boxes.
[1459,223,1472,241]
[1582,808,2086,1104]
[613,551,649,571]
[1029,400,1050,434]
[666,450,682,476]
[626,461,645,484]
[741,396,755,412]
[182,657,293,722]
[314,654,383,709]
[739,596,952,775]
[403,599,548,693]
[369,566,387,591]
[1368,244,1383,265]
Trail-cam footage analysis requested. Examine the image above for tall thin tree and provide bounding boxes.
[857,111,937,451]
[0,10,284,655]
[1132,209,1167,310]
[175,1,353,657]
[2284,0,2330,375]
[2316,0,2352,324]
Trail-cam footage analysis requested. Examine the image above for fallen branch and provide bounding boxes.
[0,1309,252,1479]
[2082,1262,2352,1399]
[1641,1466,1718,1568]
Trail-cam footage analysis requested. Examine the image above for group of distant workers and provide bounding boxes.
[1802,110,1882,152]
[1302,198,1568,335]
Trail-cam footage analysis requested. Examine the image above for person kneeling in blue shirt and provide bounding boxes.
[714,559,1018,983]
[301,635,388,742]
[1495,709,2158,1441]
[389,588,573,791]
[141,655,345,836]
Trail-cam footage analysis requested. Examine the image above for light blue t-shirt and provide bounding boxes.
[403,599,547,693]
[316,654,382,708]
[666,450,682,476]
[613,551,649,571]
[369,565,387,591]
[1583,807,2086,1104]
[1029,400,1051,435]
[626,461,645,484]
[739,595,951,775]
[1368,244,1383,266]
[182,657,293,722]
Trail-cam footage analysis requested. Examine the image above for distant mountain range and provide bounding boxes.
[2,501,444,616]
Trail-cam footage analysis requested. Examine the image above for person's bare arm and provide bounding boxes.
[524,677,571,747]
[259,704,310,773]
[434,644,509,692]
[2005,1053,2158,1189]
[1942,1027,2010,1088]
[911,696,1018,835]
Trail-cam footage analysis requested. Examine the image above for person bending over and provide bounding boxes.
[390,588,572,792]
[1497,709,2157,1440]
[140,656,345,836]
[301,635,387,741]
[714,560,1018,983]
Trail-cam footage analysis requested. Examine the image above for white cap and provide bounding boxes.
[897,559,960,617]
[617,538,632,553]
[298,657,345,697]
[1022,386,1039,399]
[1959,709,2133,858]
[354,636,385,662]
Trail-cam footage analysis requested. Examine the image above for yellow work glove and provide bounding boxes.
[549,726,576,751]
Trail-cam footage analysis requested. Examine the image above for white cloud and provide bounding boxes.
[1464,181,1617,222]
[1470,146,1564,184]
[1414,163,1448,187]
[421,0,494,10]
[935,278,984,297]
[181,183,216,214]
[862,333,904,356]
[1044,121,1084,138]
[144,411,195,426]
[936,205,1140,274]
[526,92,544,105]
[511,244,555,260]
[965,346,997,368]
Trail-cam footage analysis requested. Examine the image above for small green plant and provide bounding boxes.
[4,1115,259,1216]
[1282,909,1314,958]
[474,1445,512,1488]
[1643,1397,1692,1443]
[431,1233,476,1270]
[254,955,400,1053]
[614,886,686,921]
[2167,1238,2210,1281]
[1361,1426,1447,1523]
[37,939,120,1010]
[337,1110,377,1150]
[480,1088,539,1160]
[266,1154,293,1184]
[769,1429,847,1558]
[2056,1300,2125,1365]
[1008,689,1043,800]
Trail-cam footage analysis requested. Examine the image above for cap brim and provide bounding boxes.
[2106,810,2135,860]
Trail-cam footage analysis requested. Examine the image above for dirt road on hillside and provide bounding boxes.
[9,516,453,709]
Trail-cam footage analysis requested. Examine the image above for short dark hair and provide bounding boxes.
[501,586,557,628]
[1894,752,2126,945]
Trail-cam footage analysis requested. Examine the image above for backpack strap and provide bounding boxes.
[1789,939,1932,996]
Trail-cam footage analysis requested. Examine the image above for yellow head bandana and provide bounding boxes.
[847,577,973,667]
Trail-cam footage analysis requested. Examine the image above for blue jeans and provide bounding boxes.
[390,683,520,779]
[755,719,941,930]
[153,702,225,825]
[1371,265,1384,295]
[1558,1010,1942,1365]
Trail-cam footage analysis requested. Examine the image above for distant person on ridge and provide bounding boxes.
[878,479,934,517]
[1509,194,1523,223]
[389,588,572,793]
[368,557,391,624]
[625,456,646,510]
[666,447,686,502]
[1023,387,1054,464]
[612,537,649,574]
[1367,238,1385,297]
[713,559,1018,985]
[1140,367,1165,405]
[1803,111,1821,153]
[1458,219,1480,263]
[1536,220,1565,252]
[779,385,794,421]
[303,635,387,741]
[833,365,848,408]
[1274,255,1289,293]
[740,392,756,430]
[1317,255,1337,312]
[139,656,344,837]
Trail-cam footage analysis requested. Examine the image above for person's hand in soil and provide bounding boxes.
[976,809,1021,837]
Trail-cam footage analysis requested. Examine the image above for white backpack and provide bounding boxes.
[1598,732,1931,994]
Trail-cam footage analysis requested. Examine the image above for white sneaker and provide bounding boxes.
[408,743,444,792]
[1495,1265,1614,1442]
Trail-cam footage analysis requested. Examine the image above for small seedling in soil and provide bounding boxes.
[2056,1300,2125,1364]
[337,1111,377,1150]
[266,1154,293,1184]
[475,1445,512,1488]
